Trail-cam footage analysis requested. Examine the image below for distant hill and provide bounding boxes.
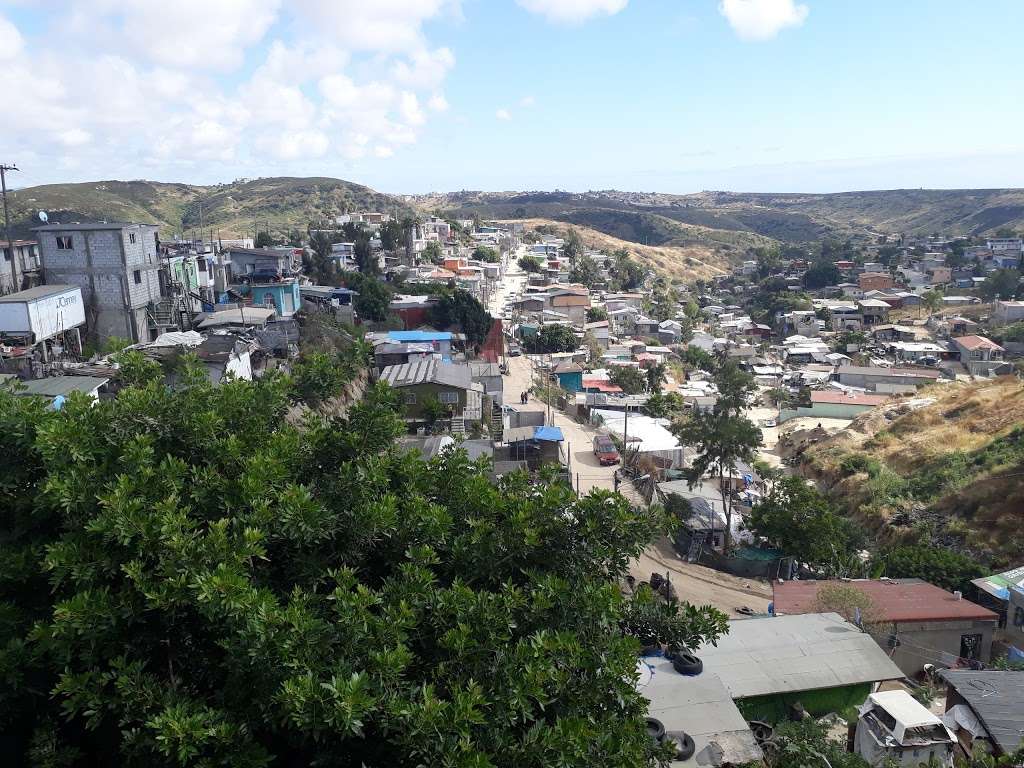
[417,187,1024,245]
[6,177,411,240]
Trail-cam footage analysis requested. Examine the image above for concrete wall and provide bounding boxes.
[868,619,996,677]
[38,225,161,343]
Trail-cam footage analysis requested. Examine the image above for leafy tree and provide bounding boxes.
[619,583,727,650]
[341,270,392,322]
[290,351,352,405]
[671,361,760,552]
[569,253,602,288]
[354,235,377,274]
[763,719,871,768]
[610,250,645,291]
[0,358,728,765]
[518,255,543,273]
[562,228,584,267]
[526,325,577,354]
[645,363,667,394]
[680,345,716,373]
[980,268,1021,301]
[870,544,985,593]
[429,289,493,346]
[642,392,686,419]
[745,476,862,574]
[255,230,275,248]
[472,246,499,263]
[921,288,943,315]
[420,394,450,428]
[379,219,404,251]
[802,261,842,289]
[608,365,648,395]
[424,240,444,265]
[307,230,339,285]
[811,583,881,626]
[586,306,609,323]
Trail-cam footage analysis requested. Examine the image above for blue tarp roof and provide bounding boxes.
[533,426,564,442]
[389,331,453,342]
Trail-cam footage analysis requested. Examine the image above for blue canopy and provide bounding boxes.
[533,426,564,442]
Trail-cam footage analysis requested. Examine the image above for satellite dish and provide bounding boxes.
[38,211,48,223]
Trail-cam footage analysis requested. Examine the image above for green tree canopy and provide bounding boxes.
[526,324,577,354]
[870,544,986,593]
[745,476,863,574]
[980,268,1021,301]
[379,219,404,251]
[608,365,648,395]
[429,289,493,345]
[518,255,543,273]
[0,361,727,766]
[569,253,602,288]
[472,246,499,263]
[802,261,842,289]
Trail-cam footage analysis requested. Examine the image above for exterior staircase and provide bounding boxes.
[490,402,503,441]
[686,536,703,563]
[450,416,466,436]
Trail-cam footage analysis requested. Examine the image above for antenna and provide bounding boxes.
[38,210,48,223]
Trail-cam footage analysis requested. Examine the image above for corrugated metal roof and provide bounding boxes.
[940,671,1024,755]
[697,613,904,698]
[774,579,998,623]
[380,358,473,390]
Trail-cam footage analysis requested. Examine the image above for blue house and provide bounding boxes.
[552,362,584,393]
[387,330,453,357]
[234,279,302,318]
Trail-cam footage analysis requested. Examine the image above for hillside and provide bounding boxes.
[512,218,729,282]
[6,177,411,240]
[419,187,1024,245]
[791,377,1024,567]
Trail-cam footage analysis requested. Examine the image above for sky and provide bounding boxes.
[1,0,1023,194]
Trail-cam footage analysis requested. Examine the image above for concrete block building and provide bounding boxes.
[34,222,162,344]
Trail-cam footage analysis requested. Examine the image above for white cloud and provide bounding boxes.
[0,1,457,179]
[516,0,627,24]
[519,95,536,107]
[0,13,23,59]
[719,0,809,41]
[55,128,92,147]
[293,0,460,52]
[496,108,511,121]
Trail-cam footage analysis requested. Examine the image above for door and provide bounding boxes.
[959,633,982,660]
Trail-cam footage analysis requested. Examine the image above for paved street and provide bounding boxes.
[488,252,776,617]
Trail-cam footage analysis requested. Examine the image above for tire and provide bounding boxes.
[649,573,665,590]
[674,732,696,761]
[645,717,666,743]
[671,652,703,676]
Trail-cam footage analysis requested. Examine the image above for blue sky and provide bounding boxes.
[1,0,1023,194]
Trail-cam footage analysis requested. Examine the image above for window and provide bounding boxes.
[198,258,207,272]
[2,247,9,262]
[133,270,142,284]
[129,232,136,245]
[404,392,417,404]
[439,391,458,404]
[56,236,73,250]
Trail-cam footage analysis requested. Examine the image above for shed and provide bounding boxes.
[773,579,999,676]
[939,671,1024,760]
[697,612,904,722]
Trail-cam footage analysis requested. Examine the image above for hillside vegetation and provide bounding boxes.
[421,187,1024,244]
[7,177,410,240]
[513,218,730,282]
[795,377,1024,567]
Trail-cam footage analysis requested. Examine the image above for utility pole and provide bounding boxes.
[1,163,20,292]
[623,401,629,473]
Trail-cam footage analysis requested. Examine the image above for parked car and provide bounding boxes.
[507,343,522,357]
[593,435,620,465]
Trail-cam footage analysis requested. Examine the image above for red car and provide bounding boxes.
[593,435,620,465]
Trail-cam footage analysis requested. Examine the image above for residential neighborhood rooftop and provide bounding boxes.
[773,579,998,623]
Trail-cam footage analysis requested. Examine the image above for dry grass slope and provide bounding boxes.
[799,377,1024,564]
[512,218,730,282]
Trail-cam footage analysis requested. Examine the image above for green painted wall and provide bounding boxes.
[736,682,872,723]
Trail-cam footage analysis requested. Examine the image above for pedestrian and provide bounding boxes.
[613,470,620,492]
